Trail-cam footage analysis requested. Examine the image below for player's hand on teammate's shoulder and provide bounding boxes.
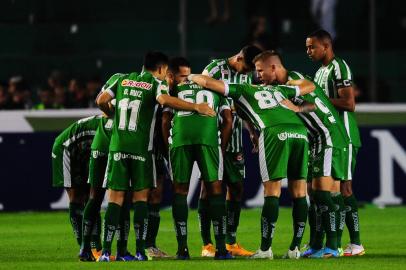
[195,102,216,117]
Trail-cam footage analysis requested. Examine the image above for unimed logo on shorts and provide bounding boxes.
[113,152,146,162]
[277,132,308,141]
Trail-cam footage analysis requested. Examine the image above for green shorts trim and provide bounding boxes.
[342,144,358,181]
[88,150,108,188]
[259,125,309,181]
[169,144,223,184]
[223,152,245,183]
[311,146,348,180]
[104,151,156,191]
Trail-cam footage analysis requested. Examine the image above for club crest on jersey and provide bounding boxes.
[121,79,152,90]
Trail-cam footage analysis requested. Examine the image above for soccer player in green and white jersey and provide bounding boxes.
[261,50,351,258]
[189,55,316,259]
[199,46,262,257]
[95,51,215,262]
[306,30,365,256]
[52,115,100,250]
[162,57,233,260]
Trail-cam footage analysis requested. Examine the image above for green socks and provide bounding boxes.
[81,199,98,251]
[209,194,227,254]
[102,202,121,253]
[289,197,308,250]
[146,203,161,248]
[226,200,241,245]
[69,202,84,246]
[133,201,148,254]
[90,213,102,250]
[260,196,279,251]
[198,199,212,245]
[172,194,188,252]
[117,201,131,255]
[332,192,346,248]
[344,194,361,245]
[313,190,337,250]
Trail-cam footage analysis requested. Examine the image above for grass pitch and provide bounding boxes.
[0,206,405,270]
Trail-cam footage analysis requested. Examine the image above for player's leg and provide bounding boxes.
[66,186,88,247]
[169,146,194,259]
[116,192,134,261]
[80,150,107,261]
[283,129,308,259]
[197,145,231,260]
[198,182,215,257]
[342,146,364,256]
[331,180,345,255]
[129,152,158,261]
[98,151,128,261]
[251,128,287,259]
[145,159,170,258]
[224,152,253,256]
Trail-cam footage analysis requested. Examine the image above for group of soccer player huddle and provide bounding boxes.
[51,29,365,262]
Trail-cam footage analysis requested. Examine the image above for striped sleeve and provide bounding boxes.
[155,81,169,100]
[332,59,353,88]
[100,73,125,98]
[203,59,223,79]
[219,97,231,113]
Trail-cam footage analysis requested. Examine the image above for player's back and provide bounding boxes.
[227,83,304,130]
[109,71,168,154]
[91,117,113,152]
[54,115,100,149]
[169,81,227,148]
[288,71,350,149]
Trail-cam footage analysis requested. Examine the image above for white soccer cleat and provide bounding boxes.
[344,244,365,256]
[249,248,273,259]
[282,246,301,259]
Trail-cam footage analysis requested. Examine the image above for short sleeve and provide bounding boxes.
[332,59,353,88]
[203,60,222,79]
[226,83,245,99]
[100,73,125,98]
[219,97,231,113]
[276,85,300,99]
[155,80,169,100]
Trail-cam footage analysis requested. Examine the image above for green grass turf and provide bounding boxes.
[0,206,405,270]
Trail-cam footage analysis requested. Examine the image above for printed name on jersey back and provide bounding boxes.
[123,88,142,98]
[121,79,152,90]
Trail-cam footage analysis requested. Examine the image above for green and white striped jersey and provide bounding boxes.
[203,58,252,153]
[313,57,361,147]
[54,115,100,151]
[288,71,350,149]
[101,71,169,154]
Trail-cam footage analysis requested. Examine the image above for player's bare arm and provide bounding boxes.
[329,86,356,112]
[286,79,316,95]
[188,74,227,95]
[220,109,233,152]
[161,110,173,153]
[96,91,114,117]
[244,120,259,153]
[157,94,216,117]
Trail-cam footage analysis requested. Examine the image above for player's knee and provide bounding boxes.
[207,180,223,195]
[341,181,353,197]
[173,183,189,195]
[227,182,243,201]
[148,187,163,204]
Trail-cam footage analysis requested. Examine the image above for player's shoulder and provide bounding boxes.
[204,58,227,75]
[330,57,352,79]
[288,70,306,80]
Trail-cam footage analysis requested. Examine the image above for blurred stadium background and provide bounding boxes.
[1,0,406,268]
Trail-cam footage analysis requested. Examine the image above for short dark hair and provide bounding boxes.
[168,57,191,74]
[241,45,263,69]
[307,29,333,43]
[252,50,282,64]
[143,51,169,71]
